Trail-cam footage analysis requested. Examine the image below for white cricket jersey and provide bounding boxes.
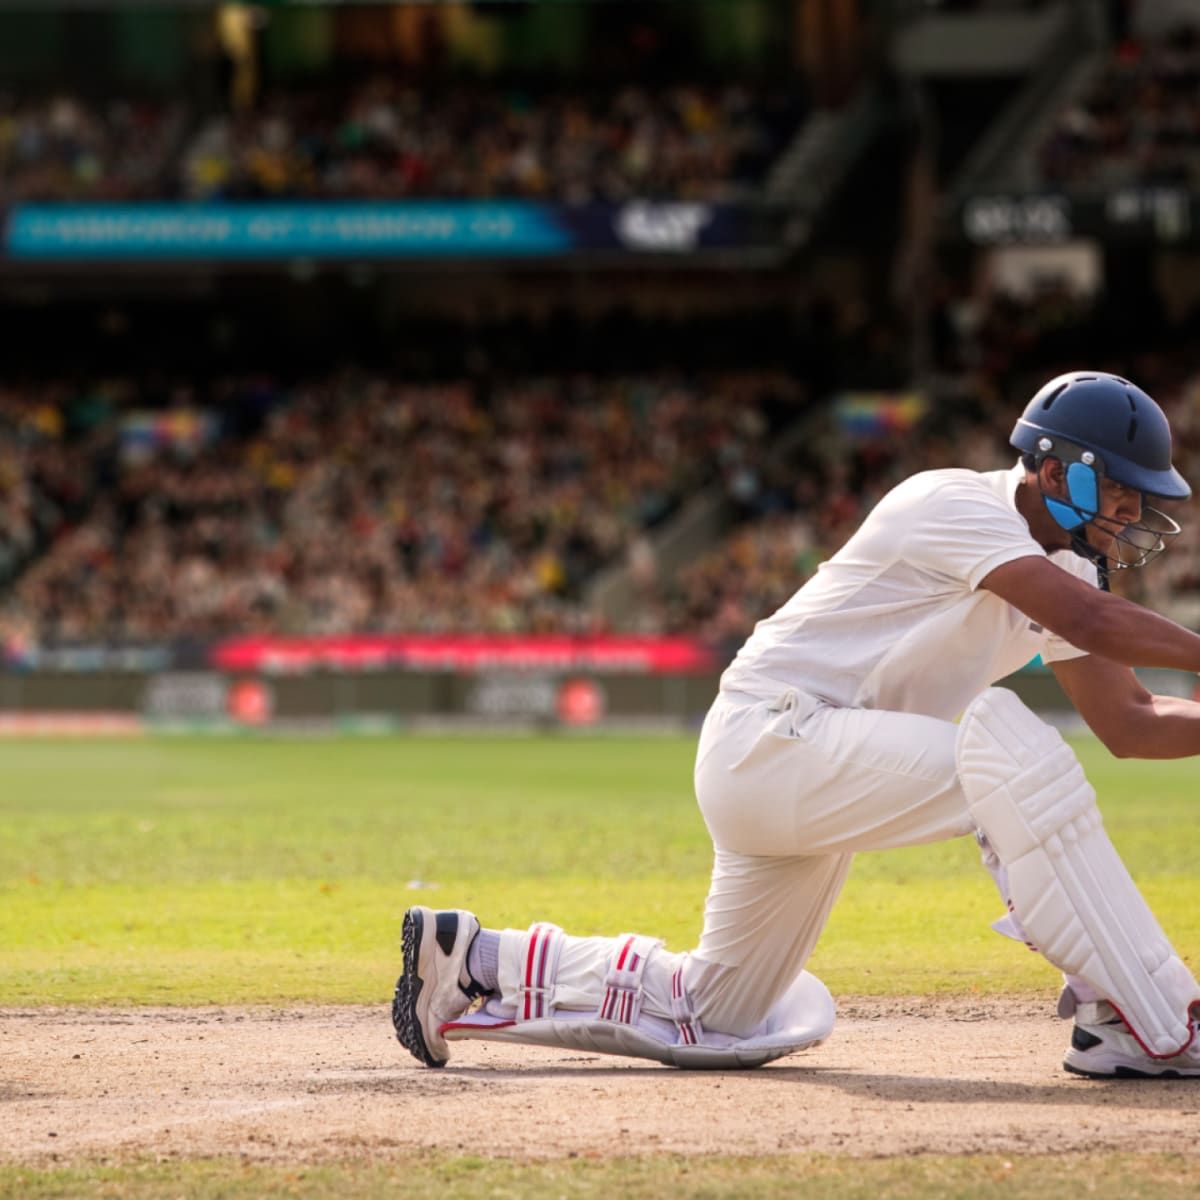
[720,463,1097,720]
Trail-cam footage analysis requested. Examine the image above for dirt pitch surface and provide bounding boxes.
[3,997,1199,1164]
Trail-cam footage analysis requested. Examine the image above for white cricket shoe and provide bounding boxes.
[1063,1001,1200,1079]
[392,906,484,1068]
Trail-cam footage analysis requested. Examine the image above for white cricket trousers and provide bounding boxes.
[494,687,977,1043]
[687,688,974,1036]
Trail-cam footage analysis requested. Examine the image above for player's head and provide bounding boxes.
[1010,371,1189,570]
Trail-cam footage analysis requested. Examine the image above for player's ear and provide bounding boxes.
[1039,457,1067,495]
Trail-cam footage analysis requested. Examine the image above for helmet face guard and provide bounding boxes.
[1011,372,1190,572]
[1030,436,1182,571]
[1073,501,1180,572]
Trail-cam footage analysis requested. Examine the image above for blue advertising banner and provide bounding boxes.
[2,200,771,262]
[4,201,574,260]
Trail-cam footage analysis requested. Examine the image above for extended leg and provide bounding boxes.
[439,922,836,1069]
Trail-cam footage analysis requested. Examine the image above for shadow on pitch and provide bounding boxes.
[760,1066,1200,1108]
[419,1062,1200,1109]
[352,1040,1200,1107]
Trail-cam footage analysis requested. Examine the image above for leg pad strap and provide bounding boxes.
[518,924,565,1021]
[599,934,660,1026]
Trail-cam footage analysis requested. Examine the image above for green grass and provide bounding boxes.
[3,1154,1200,1200]
[1,735,1198,1005]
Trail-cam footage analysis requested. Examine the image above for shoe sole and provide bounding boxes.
[392,908,446,1069]
[1064,1057,1200,1080]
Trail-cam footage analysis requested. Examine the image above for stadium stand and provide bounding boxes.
[1038,18,1200,189]
[0,80,804,203]
[2,371,802,642]
[3,0,1199,695]
[0,384,98,590]
[0,94,187,203]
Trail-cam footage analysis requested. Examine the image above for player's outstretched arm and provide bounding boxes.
[980,555,1200,674]
[1050,653,1200,759]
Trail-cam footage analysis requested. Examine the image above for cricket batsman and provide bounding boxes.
[393,371,1200,1078]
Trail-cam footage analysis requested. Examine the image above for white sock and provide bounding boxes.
[467,928,501,992]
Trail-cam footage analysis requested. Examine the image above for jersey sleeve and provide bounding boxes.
[899,476,1047,591]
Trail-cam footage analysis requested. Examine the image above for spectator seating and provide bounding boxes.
[1,80,805,204]
[3,371,800,641]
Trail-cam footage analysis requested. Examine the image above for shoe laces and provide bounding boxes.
[460,977,491,1001]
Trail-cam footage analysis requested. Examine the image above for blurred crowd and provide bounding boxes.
[635,405,1015,646]
[0,371,798,644]
[1039,22,1200,189]
[0,79,801,204]
[0,385,97,595]
[3,342,1199,652]
[5,278,1200,652]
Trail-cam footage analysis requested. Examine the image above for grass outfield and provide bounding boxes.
[2,1154,1200,1200]
[2,733,1198,1006]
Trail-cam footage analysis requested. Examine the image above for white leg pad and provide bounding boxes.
[442,925,836,1069]
[957,687,1200,1057]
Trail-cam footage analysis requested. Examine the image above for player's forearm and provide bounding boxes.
[1070,592,1200,673]
[1120,694,1200,759]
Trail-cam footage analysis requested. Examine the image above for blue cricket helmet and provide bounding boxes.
[1010,371,1190,501]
